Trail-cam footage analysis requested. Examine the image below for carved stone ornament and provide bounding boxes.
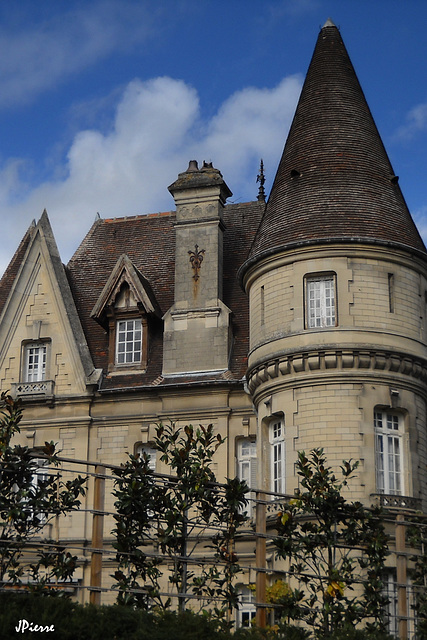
[188,244,205,281]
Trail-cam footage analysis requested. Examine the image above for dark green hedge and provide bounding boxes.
[1,595,233,640]
[0,593,396,640]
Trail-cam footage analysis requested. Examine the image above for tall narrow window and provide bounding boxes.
[136,444,157,472]
[388,273,395,313]
[25,456,49,524]
[237,439,257,516]
[25,343,47,382]
[305,274,336,328]
[260,285,265,326]
[270,419,285,494]
[383,573,415,639]
[374,410,404,495]
[236,586,256,628]
[116,318,142,365]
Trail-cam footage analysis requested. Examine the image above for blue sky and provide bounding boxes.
[0,0,427,274]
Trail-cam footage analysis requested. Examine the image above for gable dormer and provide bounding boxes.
[90,254,161,373]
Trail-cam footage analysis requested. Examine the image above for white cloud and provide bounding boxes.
[395,103,427,140]
[0,74,302,274]
[199,79,302,195]
[0,1,158,108]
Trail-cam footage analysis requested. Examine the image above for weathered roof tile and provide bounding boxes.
[245,22,426,273]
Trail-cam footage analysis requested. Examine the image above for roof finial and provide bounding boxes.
[257,159,266,202]
[323,17,336,28]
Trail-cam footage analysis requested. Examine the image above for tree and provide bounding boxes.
[0,392,86,593]
[407,516,427,639]
[273,449,389,639]
[112,422,248,618]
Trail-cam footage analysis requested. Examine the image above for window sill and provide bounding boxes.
[106,368,147,377]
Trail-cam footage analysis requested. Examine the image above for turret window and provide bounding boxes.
[374,410,404,496]
[305,274,336,329]
[270,418,285,494]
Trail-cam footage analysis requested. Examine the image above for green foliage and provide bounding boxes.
[316,627,394,640]
[407,516,427,639]
[0,593,238,640]
[273,449,389,639]
[0,592,398,640]
[0,392,86,593]
[112,422,248,616]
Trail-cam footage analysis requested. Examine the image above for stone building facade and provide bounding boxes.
[0,19,426,617]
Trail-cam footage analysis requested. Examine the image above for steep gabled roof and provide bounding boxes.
[244,20,426,272]
[0,211,100,391]
[91,253,161,326]
[0,221,36,316]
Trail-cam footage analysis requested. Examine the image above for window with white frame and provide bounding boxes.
[374,410,404,496]
[237,439,257,517]
[24,343,47,382]
[270,418,285,494]
[236,586,256,628]
[23,456,49,524]
[305,274,336,329]
[136,444,157,472]
[116,318,142,365]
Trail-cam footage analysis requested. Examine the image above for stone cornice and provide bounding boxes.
[247,347,427,398]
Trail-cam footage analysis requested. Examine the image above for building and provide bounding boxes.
[0,19,426,620]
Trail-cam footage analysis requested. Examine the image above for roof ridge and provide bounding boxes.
[104,211,175,223]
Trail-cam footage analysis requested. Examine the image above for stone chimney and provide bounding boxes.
[162,161,233,376]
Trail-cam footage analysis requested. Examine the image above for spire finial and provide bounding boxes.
[322,17,336,28]
[256,159,266,202]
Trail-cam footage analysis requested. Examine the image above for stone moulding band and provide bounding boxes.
[247,348,427,394]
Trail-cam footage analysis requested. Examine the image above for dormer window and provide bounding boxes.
[108,312,147,372]
[116,318,142,365]
[90,254,161,374]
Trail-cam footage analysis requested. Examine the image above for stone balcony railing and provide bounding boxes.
[370,493,422,512]
[11,380,55,398]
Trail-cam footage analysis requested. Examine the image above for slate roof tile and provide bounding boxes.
[65,201,264,389]
[245,22,426,274]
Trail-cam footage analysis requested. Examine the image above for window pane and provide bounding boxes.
[270,422,285,494]
[374,411,403,496]
[237,439,257,516]
[306,275,336,328]
[25,344,47,382]
[115,319,142,365]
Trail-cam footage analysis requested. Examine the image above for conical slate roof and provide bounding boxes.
[245,20,426,270]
